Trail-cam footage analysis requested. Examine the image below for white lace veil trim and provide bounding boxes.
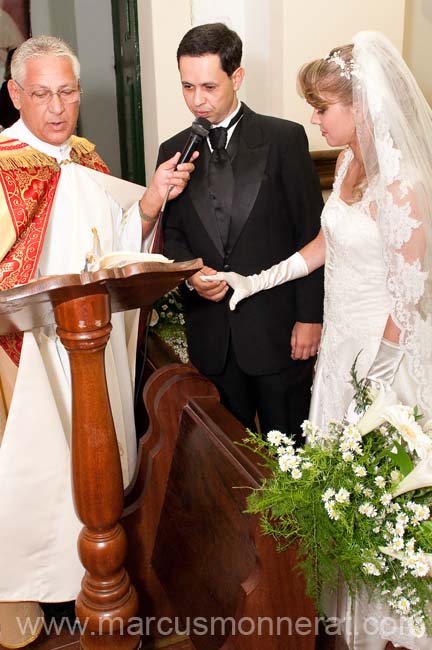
[352,31,432,419]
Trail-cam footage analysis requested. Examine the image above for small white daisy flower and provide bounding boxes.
[335,488,350,504]
[374,476,386,489]
[359,503,378,518]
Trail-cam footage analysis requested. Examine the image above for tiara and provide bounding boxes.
[324,50,359,80]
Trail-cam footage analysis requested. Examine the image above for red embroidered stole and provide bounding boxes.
[0,135,109,364]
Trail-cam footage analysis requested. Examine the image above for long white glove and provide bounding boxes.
[201,252,308,310]
[367,338,404,387]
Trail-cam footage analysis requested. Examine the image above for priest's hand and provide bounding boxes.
[144,151,198,212]
[138,151,198,237]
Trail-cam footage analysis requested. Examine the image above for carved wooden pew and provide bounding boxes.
[123,361,318,650]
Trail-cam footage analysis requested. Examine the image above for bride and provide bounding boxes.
[203,30,432,649]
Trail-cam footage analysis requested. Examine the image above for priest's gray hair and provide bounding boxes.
[11,35,80,84]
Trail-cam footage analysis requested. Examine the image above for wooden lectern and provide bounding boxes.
[0,258,202,650]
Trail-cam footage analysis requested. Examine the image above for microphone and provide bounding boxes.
[177,116,212,165]
[162,117,212,211]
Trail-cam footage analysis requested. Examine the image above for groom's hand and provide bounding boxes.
[201,270,252,309]
[291,322,321,360]
[189,266,228,302]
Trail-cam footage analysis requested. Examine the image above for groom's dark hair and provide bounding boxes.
[177,23,243,76]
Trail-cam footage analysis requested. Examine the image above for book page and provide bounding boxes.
[96,251,173,269]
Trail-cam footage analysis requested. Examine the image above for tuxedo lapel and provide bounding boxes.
[228,106,269,252]
[189,141,225,257]
[188,105,269,259]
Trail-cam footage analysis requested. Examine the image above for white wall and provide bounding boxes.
[404,0,432,105]
[30,0,62,41]
[138,0,286,171]
[31,0,428,176]
[138,0,191,177]
[30,0,121,176]
[243,0,284,116]
[283,0,406,150]
[138,0,408,166]
[73,0,121,176]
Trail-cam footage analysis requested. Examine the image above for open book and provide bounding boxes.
[95,251,173,270]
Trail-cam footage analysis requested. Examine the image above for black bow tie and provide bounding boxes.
[209,126,227,150]
[207,107,243,250]
[208,107,244,151]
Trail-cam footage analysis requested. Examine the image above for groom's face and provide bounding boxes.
[179,53,244,125]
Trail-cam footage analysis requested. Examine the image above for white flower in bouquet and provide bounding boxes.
[244,366,432,635]
[359,502,378,518]
[322,488,336,502]
[380,492,392,507]
[380,545,432,578]
[393,454,432,497]
[301,420,334,447]
[150,288,189,363]
[149,309,159,327]
[278,453,294,472]
[353,464,367,477]
[267,430,284,446]
[363,561,382,576]
[335,488,350,504]
[356,383,399,435]
[382,405,432,459]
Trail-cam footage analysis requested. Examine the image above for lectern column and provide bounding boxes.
[55,292,140,650]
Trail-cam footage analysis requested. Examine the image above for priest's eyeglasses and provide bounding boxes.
[14,81,82,105]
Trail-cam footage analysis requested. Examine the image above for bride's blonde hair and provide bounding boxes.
[297,44,353,108]
[297,44,367,203]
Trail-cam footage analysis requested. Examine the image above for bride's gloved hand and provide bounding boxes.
[344,339,403,425]
[200,252,309,310]
[367,338,404,387]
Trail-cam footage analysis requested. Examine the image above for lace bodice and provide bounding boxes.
[310,148,391,426]
[322,149,391,338]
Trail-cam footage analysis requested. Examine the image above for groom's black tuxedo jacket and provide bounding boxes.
[158,103,324,378]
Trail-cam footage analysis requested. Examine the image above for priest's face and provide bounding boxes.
[179,54,244,125]
[8,55,81,146]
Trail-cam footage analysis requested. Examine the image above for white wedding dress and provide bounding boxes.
[309,147,429,650]
[309,147,417,429]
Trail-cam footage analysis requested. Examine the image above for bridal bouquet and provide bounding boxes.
[245,370,432,636]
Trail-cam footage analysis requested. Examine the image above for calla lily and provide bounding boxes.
[393,454,432,496]
[379,545,432,577]
[381,405,432,459]
[149,309,159,327]
[356,383,399,436]
[423,554,432,576]
[379,546,404,561]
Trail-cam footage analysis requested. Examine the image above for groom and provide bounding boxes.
[158,22,324,439]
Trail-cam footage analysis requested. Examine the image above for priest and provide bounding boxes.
[0,35,194,648]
